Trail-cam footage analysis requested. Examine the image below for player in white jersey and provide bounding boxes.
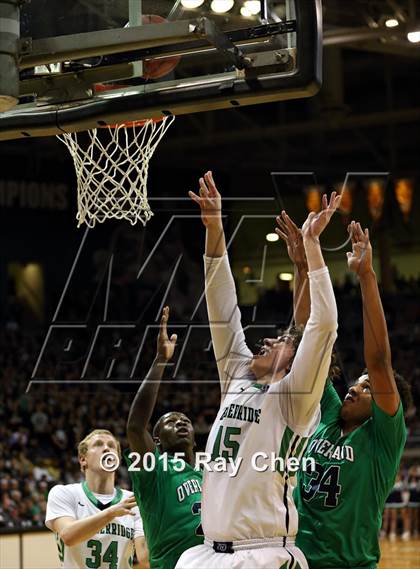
[46,429,149,569]
[176,172,340,569]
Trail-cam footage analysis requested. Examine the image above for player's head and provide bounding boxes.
[78,429,121,474]
[153,412,195,454]
[251,326,303,381]
[339,370,412,426]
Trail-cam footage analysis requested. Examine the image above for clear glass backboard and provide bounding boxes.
[0,0,322,139]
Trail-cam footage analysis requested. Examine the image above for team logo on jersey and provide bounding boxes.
[220,403,261,424]
[176,478,202,502]
[308,438,354,462]
[99,522,134,539]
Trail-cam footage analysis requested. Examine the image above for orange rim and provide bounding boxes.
[94,84,167,129]
[103,118,167,129]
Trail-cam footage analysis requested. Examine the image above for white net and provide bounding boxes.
[57,115,175,228]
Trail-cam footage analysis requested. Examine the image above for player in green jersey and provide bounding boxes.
[126,307,203,569]
[277,215,412,569]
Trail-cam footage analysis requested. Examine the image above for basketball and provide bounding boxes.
[141,15,181,80]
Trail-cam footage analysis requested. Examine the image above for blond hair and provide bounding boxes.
[78,429,121,472]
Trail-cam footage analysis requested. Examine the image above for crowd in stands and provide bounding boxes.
[382,464,420,541]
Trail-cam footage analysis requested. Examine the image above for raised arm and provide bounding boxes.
[277,194,340,430]
[276,211,310,326]
[189,171,226,258]
[189,171,252,395]
[126,307,177,455]
[347,222,400,415]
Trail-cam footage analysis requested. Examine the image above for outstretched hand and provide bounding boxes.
[346,221,373,276]
[189,171,222,228]
[275,211,307,269]
[302,192,342,242]
[157,306,177,362]
[109,496,137,518]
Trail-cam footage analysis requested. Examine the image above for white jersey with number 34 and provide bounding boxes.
[46,483,144,569]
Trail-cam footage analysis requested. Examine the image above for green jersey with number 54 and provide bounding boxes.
[295,381,407,569]
[125,448,203,569]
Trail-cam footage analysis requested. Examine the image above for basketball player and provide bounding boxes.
[45,429,148,569]
[176,172,340,569]
[278,218,411,568]
[126,306,203,569]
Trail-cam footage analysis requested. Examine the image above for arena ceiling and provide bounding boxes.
[2,0,420,181]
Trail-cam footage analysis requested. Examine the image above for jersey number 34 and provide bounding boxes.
[301,464,342,507]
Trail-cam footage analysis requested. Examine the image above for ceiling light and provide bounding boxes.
[240,6,252,17]
[181,0,205,8]
[266,233,279,242]
[244,0,261,15]
[385,18,399,28]
[211,0,234,13]
[279,273,293,281]
[408,30,420,43]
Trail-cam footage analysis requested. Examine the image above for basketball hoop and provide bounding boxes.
[56,12,181,228]
[57,114,175,228]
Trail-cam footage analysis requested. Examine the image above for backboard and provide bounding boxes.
[0,0,322,140]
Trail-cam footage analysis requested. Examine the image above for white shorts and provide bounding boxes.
[175,540,308,569]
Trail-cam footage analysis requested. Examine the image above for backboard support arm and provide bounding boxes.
[18,18,293,71]
[18,20,296,101]
[19,20,205,69]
